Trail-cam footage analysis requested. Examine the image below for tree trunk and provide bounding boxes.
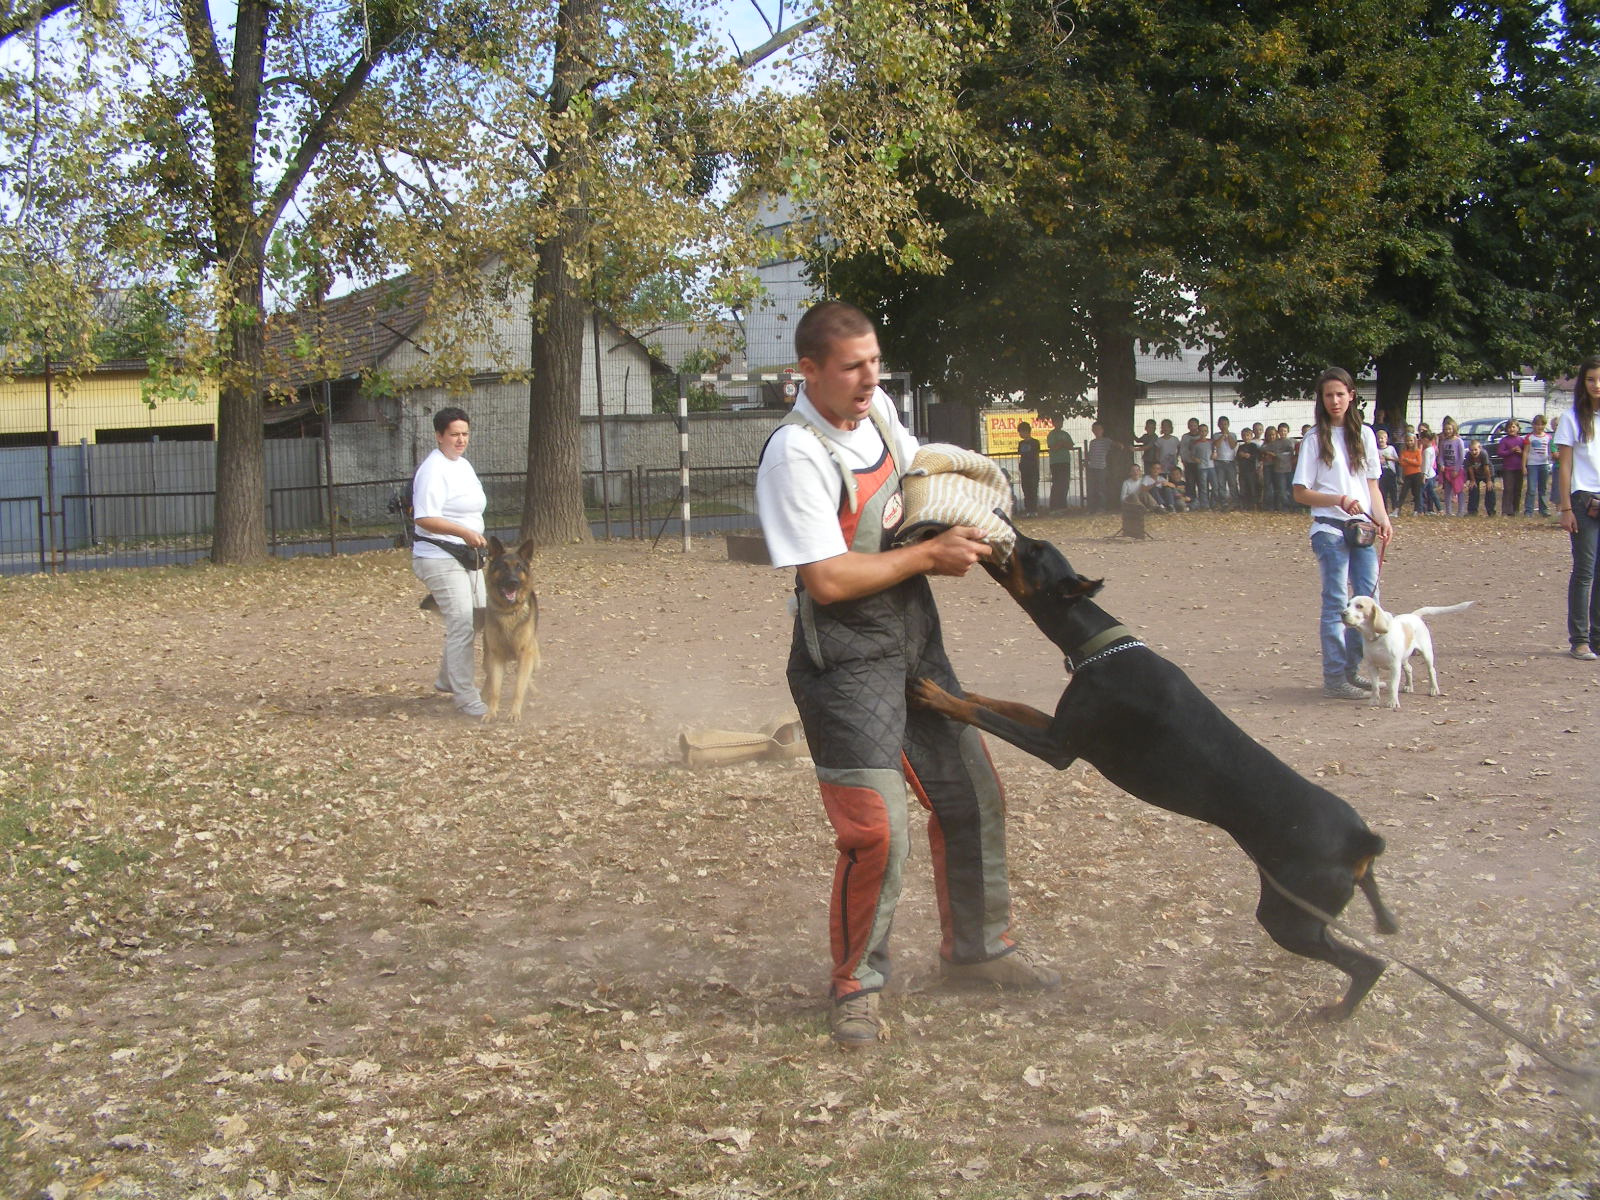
[519,0,597,547]
[1092,300,1139,467]
[201,0,272,564]
[211,246,271,563]
[1373,348,1419,432]
[522,227,590,545]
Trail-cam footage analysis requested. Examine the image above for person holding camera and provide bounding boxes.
[1292,368,1393,700]
[413,407,489,718]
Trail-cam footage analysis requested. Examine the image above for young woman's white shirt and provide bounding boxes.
[1554,406,1600,493]
[1292,424,1381,540]
[755,387,920,569]
[412,448,486,559]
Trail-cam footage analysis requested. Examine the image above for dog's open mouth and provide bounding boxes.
[500,586,520,604]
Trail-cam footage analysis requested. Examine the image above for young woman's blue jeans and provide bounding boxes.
[1312,530,1378,683]
[1568,500,1600,651]
[1524,464,1550,515]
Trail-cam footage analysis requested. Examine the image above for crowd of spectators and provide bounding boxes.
[1039,411,1561,519]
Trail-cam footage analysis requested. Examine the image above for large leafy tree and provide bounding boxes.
[1,2,141,378]
[834,0,1527,441]
[2,0,505,561]
[441,0,1008,546]
[834,0,1419,444]
[5,0,1006,556]
[1206,2,1600,426]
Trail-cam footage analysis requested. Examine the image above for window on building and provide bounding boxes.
[96,424,215,444]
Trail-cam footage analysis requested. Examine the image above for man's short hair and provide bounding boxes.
[794,300,874,365]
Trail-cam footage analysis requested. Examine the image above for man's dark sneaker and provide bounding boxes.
[1347,673,1375,690]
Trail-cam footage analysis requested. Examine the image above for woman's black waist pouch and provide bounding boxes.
[415,534,486,570]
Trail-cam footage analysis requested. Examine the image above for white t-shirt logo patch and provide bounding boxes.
[883,491,905,531]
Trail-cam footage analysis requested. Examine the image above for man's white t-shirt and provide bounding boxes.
[755,387,919,569]
[1554,405,1600,494]
[412,448,486,559]
[1292,424,1381,540]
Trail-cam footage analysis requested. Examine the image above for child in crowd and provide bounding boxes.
[1376,428,1399,512]
[1150,465,1185,512]
[1524,413,1552,517]
[1464,439,1497,515]
[1121,462,1160,511]
[1269,425,1298,509]
[1167,463,1191,508]
[1155,419,1180,475]
[1236,427,1262,510]
[1419,431,1440,514]
[1397,432,1424,514]
[1498,419,1527,515]
[1212,416,1238,510]
[1015,420,1041,515]
[1435,417,1467,515]
[1193,423,1215,510]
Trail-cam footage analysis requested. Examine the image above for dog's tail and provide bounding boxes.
[1352,832,1399,935]
[1356,864,1400,935]
[1413,601,1474,620]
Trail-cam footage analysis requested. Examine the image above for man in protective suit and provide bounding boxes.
[755,301,1060,1050]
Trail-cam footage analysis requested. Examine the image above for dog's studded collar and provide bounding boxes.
[1066,624,1142,672]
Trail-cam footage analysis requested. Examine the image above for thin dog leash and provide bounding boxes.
[1254,861,1599,1079]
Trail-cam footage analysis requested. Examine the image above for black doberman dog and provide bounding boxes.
[913,530,1399,1020]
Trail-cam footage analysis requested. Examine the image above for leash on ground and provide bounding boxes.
[1255,861,1600,1080]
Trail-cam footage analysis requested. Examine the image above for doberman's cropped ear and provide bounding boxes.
[1072,575,1105,598]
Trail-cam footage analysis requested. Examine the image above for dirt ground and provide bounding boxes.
[2,510,1597,1199]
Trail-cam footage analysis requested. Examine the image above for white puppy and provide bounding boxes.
[1340,596,1474,710]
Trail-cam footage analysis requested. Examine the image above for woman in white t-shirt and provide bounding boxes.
[412,407,490,716]
[1555,357,1600,659]
[1292,368,1394,699]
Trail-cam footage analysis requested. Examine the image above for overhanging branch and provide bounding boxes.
[735,13,820,71]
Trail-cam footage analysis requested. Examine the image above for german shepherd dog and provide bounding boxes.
[482,536,541,722]
[913,529,1398,1020]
